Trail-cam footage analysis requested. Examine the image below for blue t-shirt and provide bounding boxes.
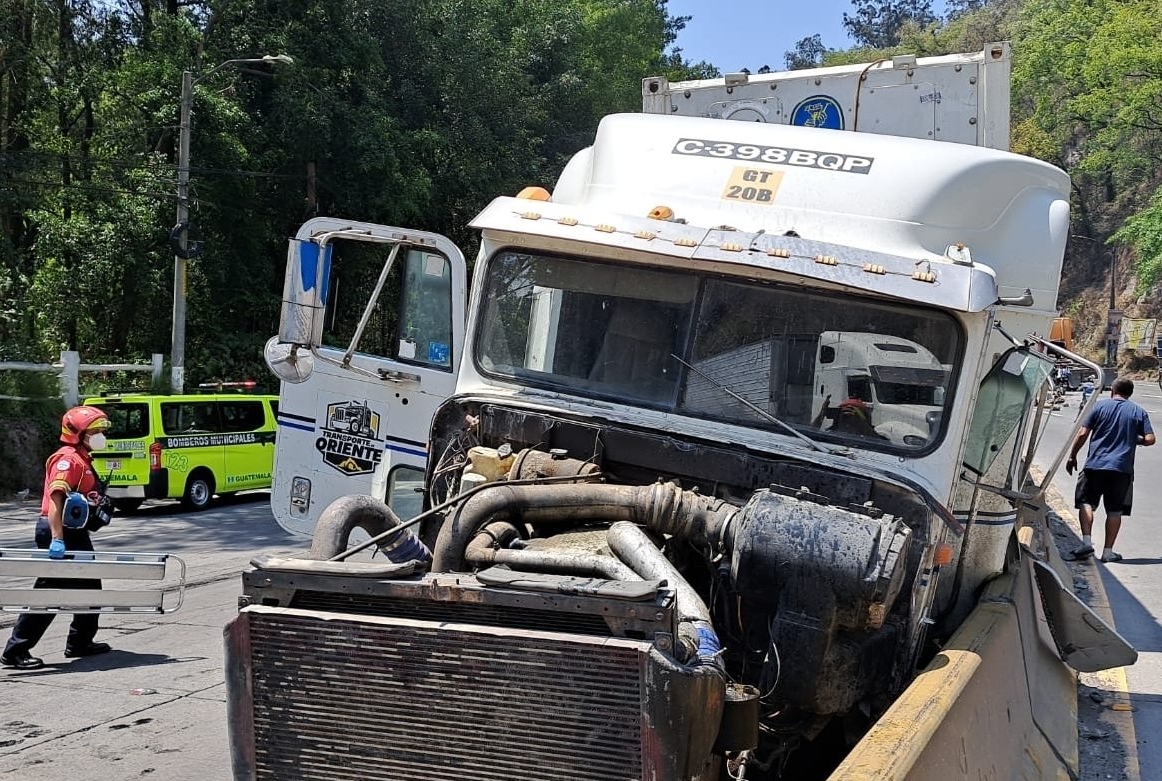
[1082,397,1154,474]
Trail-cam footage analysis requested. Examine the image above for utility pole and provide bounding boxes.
[169,55,292,393]
[171,69,193,393]
[1107,251,1121,369]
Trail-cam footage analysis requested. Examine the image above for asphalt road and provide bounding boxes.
[0,491,306,781]
[1033,382,1162,781]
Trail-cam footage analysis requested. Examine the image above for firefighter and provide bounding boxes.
[2,406,115,670]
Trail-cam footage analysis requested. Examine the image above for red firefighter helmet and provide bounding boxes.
[60,405,111,445]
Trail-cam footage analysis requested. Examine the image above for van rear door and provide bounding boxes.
[218,397,277,492]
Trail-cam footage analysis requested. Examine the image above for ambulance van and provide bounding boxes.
[82,388,279,511]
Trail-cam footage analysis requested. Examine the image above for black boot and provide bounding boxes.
[64,641,111,658]
[1,651,45,670]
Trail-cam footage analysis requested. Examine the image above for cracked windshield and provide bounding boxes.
[477,251,961,451]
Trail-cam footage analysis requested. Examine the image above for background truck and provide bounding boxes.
[228,44,1133,780]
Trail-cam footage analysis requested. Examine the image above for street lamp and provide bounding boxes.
[171,54,294,393]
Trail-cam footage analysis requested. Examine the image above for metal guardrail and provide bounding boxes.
[0,549,186,614]
[0,350,163,406]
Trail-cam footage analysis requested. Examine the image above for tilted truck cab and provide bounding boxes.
[229,45,1134,781]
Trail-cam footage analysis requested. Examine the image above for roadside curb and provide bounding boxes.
[1039,472,1140,781]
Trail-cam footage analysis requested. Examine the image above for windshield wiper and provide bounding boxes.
[670,354,833,454]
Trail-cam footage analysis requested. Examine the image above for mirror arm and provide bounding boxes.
[343,242,403,367]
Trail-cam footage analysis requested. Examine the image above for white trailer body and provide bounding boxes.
[643,43,1011,150]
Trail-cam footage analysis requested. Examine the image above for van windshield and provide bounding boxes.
[476,250,961,451]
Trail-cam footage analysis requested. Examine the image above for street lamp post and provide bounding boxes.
[171,54,293,393]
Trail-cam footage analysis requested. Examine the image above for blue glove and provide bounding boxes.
[48,538,66,559]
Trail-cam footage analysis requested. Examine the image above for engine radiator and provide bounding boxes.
[225,573,722,781]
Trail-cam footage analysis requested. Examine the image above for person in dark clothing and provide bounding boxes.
[1066,377,1155,563]
[2,406,115,670]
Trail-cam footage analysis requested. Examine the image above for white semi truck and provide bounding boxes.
[231,44,1133,780]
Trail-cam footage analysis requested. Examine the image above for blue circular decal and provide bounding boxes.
[790,95,844,130]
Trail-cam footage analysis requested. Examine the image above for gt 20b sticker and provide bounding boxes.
[722,167,784,205]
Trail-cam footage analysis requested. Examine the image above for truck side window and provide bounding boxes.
[962,348,1054,476]
[319,241,453,369]
[847,376,872,402]
[397,251,453,369]
[387,465,425,519]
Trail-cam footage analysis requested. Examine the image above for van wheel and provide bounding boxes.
[113,499,143,514]
[182,472,215,511]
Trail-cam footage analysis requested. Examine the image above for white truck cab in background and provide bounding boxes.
[814,331,948,446]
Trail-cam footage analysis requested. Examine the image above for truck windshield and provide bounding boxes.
[477,250,961,450]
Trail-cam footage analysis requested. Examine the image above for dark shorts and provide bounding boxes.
[1075,469,1134,516]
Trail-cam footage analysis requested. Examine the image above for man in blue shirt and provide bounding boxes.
[1066,377,1155,562]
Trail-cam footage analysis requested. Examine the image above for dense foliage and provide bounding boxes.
[0,0,710,385]
[2,0,1161,389]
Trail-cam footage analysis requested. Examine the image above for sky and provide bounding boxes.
[667,1,949,74]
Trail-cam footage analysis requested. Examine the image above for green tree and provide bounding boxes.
[785,34,827,71]
[1014,0,1162,290]
[843,0,937,49]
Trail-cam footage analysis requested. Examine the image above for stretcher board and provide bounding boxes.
[0,549,186,614]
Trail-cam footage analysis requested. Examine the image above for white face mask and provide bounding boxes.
[87,432,107,451]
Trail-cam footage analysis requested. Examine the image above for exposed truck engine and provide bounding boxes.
[227,44,1135,780]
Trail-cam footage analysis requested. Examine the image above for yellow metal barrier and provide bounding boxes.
[829,551,1077,781]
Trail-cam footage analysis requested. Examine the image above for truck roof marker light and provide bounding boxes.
[519,211,542,221]
[594,224,616,233]
[648,205,674,221]
[814,254,838,266]
[634,230,657,241]
[863,263,886,275]
[516,186,551,201]
[719,242,743,252]
[767,248,791,258]
[674,237,698,247]
[944,242,973,265]
[557,216,578,226]
[913,259,938,283]
[934,542,954,567]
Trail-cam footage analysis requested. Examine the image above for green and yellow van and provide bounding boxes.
[82,391,279,511]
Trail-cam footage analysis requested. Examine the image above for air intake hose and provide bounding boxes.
[310,494,432,564]
[432,480,736,572]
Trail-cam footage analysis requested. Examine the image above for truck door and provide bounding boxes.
[265,218,467,538]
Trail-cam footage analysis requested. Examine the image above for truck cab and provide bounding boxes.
[232,45,1132,781]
